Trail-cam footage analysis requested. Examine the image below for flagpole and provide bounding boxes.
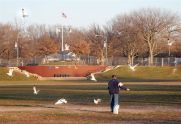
[61,25,64,52]
[61,12,67,52]
[105,36,108,65]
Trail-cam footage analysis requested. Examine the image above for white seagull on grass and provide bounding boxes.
[23,71,30,78]
[33,86,40,95]
[172,68,177,74]
[55,66,59,69]
[94,98,101,104]
[90,73,97,82]
[102,66,114,73]
[168,41,174,46]
[114,65,122,69]
[7,68,14,77]
[74,65,78,70]
[55,98,67,105]
[128,64,138,71]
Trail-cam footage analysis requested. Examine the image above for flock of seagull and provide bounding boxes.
[5,67,103,105]
[5,64,140,105]
[33,85,101,105]
[6,67,31,77]
[89,64,139,82]
[6,64,177,106]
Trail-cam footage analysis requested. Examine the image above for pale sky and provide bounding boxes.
[0,0,180,28]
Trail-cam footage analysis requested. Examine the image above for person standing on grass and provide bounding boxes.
[108,75,130,114]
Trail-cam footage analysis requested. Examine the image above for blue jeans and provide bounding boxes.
[110,94,119,112]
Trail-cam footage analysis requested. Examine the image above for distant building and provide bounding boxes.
[44,51,78,63]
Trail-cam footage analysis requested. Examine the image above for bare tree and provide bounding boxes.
[36,33,59,56]
[112,14,147,65]
[68,28,90,56]
[85,24,105,64]
[0,23,17,60]
[132,8,180,65]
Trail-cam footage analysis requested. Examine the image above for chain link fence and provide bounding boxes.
[0,55,180,67]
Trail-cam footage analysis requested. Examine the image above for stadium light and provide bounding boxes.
[15,34,20,66]
[61,12,67,52]
[15,8,28,66]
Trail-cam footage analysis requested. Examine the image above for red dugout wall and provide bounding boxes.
[19,65,106,77]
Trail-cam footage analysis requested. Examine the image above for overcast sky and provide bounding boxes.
[0,0,180,28]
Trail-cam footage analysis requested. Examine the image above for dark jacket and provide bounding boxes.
[108,79,128,94]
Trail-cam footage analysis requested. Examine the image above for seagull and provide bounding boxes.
[21,8,28,18]
[90,73,97,81]
[172,68,177,74]
[74,65,78,69]
[94,98,101,104]
[55,98,67,105]
[114,65,122,69]
[6,68,14,77]
[128,64,138,71]
[103,68,112,73]
[168,41,174,46]
[64,43,70,51]
[174,60,177,65]
[33,86,40,95]
[102,66,114,73]
[23,71,30,78]
[55,66,59,69]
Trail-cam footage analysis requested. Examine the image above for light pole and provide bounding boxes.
[95,35,108,65]
[15,39,19,66]
[61,12,67,52]
[56,26,71,61]
[15,8,28,66]
[61,25,64,52]
[56,27,63,52]
[167,39,174,65]
[55,12,67,60]
[168,41,174,57]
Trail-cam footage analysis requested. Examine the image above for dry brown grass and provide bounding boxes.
[0,105,180,124]
[0,81,180,124]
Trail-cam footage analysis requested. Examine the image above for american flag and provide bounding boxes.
[62,12,67,18]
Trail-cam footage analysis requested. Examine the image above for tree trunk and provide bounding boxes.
[100,51,104,65]
[127,55,131,65]
[131,56,134,65]
[149,51,154,66]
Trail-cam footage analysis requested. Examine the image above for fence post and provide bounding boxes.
[161,58,164,67]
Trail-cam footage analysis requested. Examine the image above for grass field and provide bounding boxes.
[1,66,181,81]
[97,66,181,81]
[0,81,180,124]
[0,67,37,81]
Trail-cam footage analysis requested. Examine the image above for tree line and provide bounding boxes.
[0,8,181,65]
